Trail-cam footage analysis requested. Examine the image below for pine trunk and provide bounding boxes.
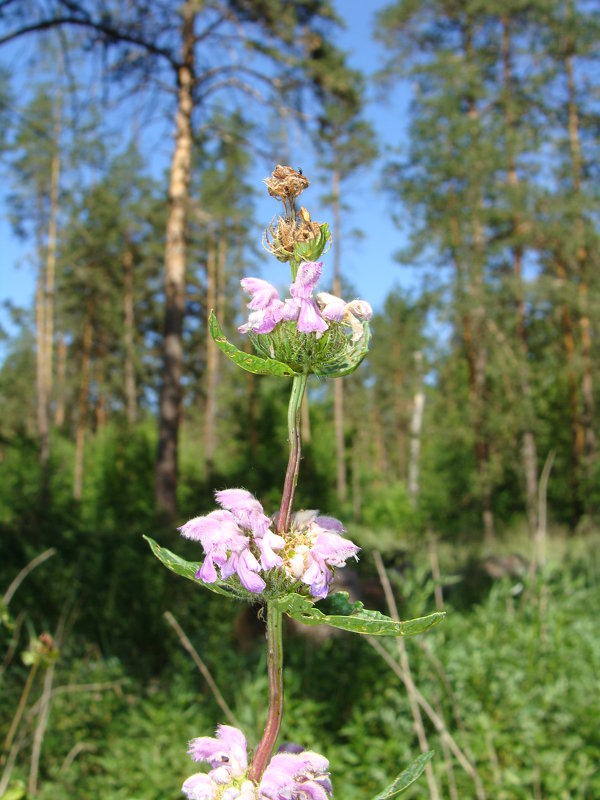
[35,195,49,466]
[449,187,494,542]
[54,333,66,428]
[95,355,106,430]
[565,38,595,498]
[557,259,583,521]
[501,16,539,535]
[44,99,61,419]
[74,306,93,501]
[155,5,195,517]
[124,244,137,425]
[465,21,494,542]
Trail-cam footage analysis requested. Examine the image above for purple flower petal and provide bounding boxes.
[238,302,284,335]
[312,530,360,567]
[290,262,323,300]
[282,298,300,321]
[314,515,345,533]
[296,299,328,335]
[241,277,280,310]
[260,751,331,800]
[236,550,266,593]
[188,725,248,776]
[316,292,346,321]
[256,531,285,570]
[182,773,217,800]
[197,556,218,583]
[301,555,332,599]
[179,510,240,543]
[216,489,271,536]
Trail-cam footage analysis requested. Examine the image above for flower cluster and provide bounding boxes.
[283,511,360,600]
[179,490,284,594]
[179,490,359,600]
[182,725,333,800]
[238,261,372,341]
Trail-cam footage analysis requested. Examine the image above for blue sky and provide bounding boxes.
[0,0,416,356]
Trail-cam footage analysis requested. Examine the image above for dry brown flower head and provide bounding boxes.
[264,165,309,202]
[264,207,324,260]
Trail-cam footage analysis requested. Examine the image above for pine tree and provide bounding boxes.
[312,50,377,504]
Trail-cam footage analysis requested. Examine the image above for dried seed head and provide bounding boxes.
[265,164,309,201]
[263,209,325,261]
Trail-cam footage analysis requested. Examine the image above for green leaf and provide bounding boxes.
[208,311,297,377]
[312,321,371,378]
[143,536,246,600]
[275,592,445,637]
[292,222,331,264]
[373,752,434,798]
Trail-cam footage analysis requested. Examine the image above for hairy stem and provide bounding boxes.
[277,373,308,535]
[248,601,284,783]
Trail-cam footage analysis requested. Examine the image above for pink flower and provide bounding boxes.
[182,772,217,799]
[216,489,272,536]
[241,278,280,310]
[189,724,248,777]
[179,490,286,593]
[285,262,328,335]
[316,292,373,342]
[182,729,332,800]
[239,278,284,334]
[216,489,283,571]
[290,262,322,300]
[260,751,332,800]
[315,292,346,322]
[183,726,257,799]
[284,512,360,600]
[221,547,266,593]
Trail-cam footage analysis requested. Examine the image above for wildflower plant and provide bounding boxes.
[146,166,445,799]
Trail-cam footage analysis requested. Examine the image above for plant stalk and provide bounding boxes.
[277,373,308,535]
[248,601,284,783]
[249,373,306,783]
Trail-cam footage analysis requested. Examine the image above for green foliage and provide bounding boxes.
[277,591,445,637]
[209,311,297,377]
[3,517,599,799]
[360,482,420,537]
[145,537,445,636]
[372,752,434,798]
[249,320,371,378]
[291,222,331,267]
[144,535,248,601]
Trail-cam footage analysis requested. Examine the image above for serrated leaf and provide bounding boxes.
[275,592,445,637]
[143,536,246,600]
[373,752,434,798]
[209,311,297,377]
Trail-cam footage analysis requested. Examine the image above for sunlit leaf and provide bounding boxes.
[373,752,434,798]
[275,592,445,636]
[209,311,297,377]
